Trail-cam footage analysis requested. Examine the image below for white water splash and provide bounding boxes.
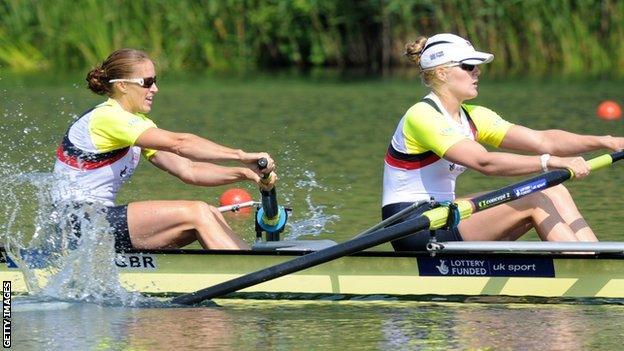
[0,171,153,306]
[295,170,329,190]
[285,194,340,240]
[275,149,340,240]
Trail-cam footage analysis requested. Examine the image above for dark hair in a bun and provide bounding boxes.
[86,67,109,95]
[85,49,151,96]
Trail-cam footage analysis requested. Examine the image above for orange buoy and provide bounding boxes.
[219,188,253,214]
[597,100,622,120]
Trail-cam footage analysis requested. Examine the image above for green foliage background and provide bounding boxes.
[1,0,623,77]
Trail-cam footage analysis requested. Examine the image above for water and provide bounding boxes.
[12,299,624,350]
[2,73,624,349]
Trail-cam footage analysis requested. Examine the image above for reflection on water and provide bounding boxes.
[12,299,624,350]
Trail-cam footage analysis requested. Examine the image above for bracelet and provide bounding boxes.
[540,154,551,172]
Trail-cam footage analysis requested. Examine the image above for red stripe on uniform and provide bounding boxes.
[56,144,129,170]
[384,152,440,170]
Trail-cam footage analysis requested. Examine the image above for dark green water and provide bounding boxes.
[2,74,624,349]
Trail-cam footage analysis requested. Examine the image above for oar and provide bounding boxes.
[171,151,624,305]
[255,158,288,240]
[353,200,429,238]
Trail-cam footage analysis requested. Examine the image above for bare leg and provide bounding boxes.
[126,200,250,250]
[459,185,597,242]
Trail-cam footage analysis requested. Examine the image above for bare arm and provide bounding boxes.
[444,139,590,178]
[135,127,275,173]
[500,125,624,155]
[148,151,277,189]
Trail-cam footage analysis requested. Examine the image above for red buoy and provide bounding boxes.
[597,100,622,120]
[219,188,253,214]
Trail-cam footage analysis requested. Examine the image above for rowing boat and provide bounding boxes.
[4,152,624,303]
[2,241,624,300]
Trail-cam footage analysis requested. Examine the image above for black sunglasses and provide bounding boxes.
[459,63,476,72]
[109,76,157,88]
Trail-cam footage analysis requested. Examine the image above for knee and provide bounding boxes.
[518,184,568,209]
[172,201,213,225]
[525,184,575,212]
[191,201,222,225]
[541,184,572,203]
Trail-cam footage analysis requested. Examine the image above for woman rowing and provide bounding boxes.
[54,48,276,251]
[382,33,624,251]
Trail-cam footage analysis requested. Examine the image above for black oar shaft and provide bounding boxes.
[171,216,430,305]
[260,187,279,219]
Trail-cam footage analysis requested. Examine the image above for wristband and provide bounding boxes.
[540,154,551,173]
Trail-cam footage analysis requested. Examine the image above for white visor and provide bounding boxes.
[419,33,493,70]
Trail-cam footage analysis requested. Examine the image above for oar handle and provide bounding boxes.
[257,158,278,220]
[587,150,624,172]
[257,157,269,174]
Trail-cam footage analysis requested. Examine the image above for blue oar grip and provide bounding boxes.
[256,206,287,233]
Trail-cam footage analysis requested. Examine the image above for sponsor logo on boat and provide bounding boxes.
[477,192,511,210]
[418,256,555,277]
[435,260,449,275]
[115,254,156,270]
[513,179,547,197]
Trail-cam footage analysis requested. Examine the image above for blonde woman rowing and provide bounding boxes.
[382,33,624,251]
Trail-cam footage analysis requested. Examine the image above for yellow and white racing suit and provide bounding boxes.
[54,98,157,206]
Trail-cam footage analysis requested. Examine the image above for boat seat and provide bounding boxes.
[251,239,338,252]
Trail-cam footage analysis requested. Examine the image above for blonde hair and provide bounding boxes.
[86,49,151,96]
[405,36,446,89]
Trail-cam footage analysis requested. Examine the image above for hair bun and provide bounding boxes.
[86,66,110,95]
[404,36,428,66]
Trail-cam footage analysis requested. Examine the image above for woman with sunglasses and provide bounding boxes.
[54,48,276,250]
[382,33,624,251]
